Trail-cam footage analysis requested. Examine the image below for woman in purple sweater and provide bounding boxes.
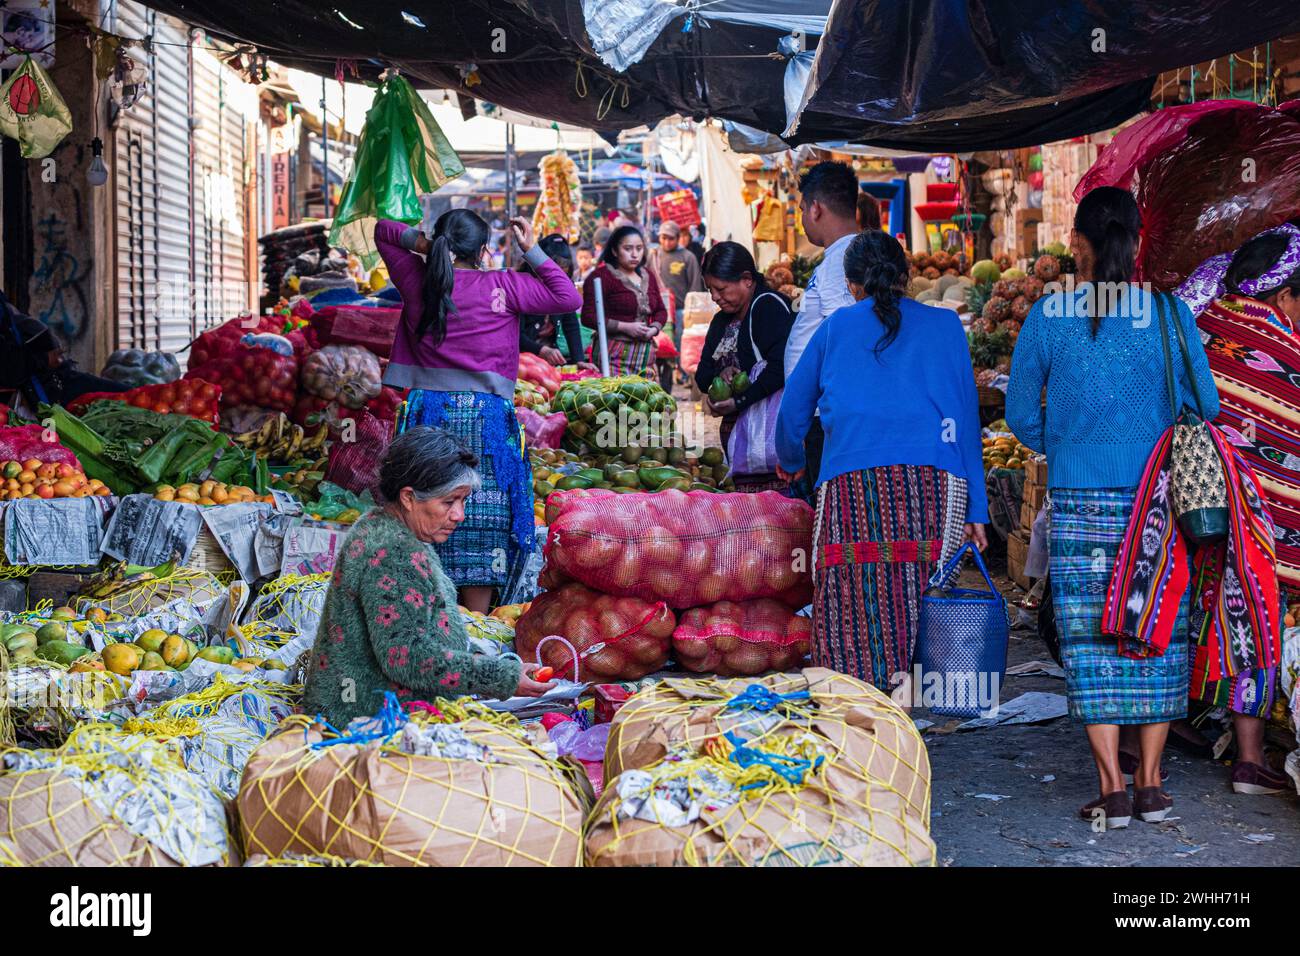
[376,211,581,612]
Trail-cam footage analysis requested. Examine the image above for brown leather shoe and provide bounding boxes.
[1133,786,1173,823]
[1079,790,1132,829]
[1231,761,1291,795]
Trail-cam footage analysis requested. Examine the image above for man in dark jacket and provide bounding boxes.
[0,291,126,408]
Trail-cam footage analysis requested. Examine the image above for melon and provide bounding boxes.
[970,259,1001,283]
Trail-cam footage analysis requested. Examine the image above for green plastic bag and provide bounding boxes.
[330,73,465,267]
[0,56,73,159]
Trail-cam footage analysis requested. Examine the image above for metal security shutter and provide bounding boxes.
[190,45,254,334]
[113,3,254,358]
[112,1,193,355]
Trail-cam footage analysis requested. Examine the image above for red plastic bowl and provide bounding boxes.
[915,201,959,221]
[926,183,959,202]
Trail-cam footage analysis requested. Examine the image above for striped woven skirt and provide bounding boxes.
[395,389,534,590]
[812,465,967,691]
[605,337,657,377]
[1050,488,1190,725]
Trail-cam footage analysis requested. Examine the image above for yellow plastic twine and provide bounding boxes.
[0,642,13,749]
[157,673,301,721]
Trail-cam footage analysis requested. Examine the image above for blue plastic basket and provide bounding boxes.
[913,542,1009,718]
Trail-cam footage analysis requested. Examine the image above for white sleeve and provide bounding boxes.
[784,278,822,374]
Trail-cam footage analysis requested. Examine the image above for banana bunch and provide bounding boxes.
[233,414,329,464]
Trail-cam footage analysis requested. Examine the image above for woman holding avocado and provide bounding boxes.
[694,242,795,492]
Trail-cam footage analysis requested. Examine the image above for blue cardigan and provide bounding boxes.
[776,296,990,523]
[1005,287,1219,490]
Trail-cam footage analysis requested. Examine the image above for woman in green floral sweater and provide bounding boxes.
[302,427,555,727]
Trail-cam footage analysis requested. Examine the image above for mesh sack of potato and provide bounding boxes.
[237,695,588,867]
[0,724,232,867]
[590,668,933,866]
[513,582,675,681]
[243,574,330,641]
[673,599,812,676]
[542,490,812,609]
[244,852,386,867]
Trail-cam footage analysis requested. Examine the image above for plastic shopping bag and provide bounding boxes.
[0,56,72,159]
[329,73,465,267]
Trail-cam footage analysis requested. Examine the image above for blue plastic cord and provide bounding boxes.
[723,684,811,713]
[309,691,406,750]
[724,731,824,790]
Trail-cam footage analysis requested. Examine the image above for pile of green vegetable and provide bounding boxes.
[46,402,266,496]
[552,376,680,456]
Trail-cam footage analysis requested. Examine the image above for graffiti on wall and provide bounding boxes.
[31,209,89,342]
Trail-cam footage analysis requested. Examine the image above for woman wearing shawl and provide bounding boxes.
[1173,223,1300,796]
[1007,187,1219,830]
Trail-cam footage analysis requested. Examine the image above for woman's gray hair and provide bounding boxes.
[378,426,482,503]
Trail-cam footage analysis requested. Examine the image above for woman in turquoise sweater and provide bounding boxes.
[1006,186,1219,830]
[776,230,988,696]
[302,427,555,729]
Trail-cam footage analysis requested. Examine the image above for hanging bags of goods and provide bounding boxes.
[532,151,582,244]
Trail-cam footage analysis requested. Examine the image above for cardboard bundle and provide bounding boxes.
[588,668,935,867]
[237,715,588,867]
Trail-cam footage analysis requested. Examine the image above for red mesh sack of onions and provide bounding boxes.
[542,490,813,609]
[513,582,676,681]
[672,599,813,676]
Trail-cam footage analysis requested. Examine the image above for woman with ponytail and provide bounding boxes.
[1006,187,1219,830]
[774,229,988,696]
[375,211,581,612]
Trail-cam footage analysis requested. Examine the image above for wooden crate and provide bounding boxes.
[1025,456,1048,486]
[1020,499,1040,534]
[1023,480,1047,512]
[1006,531,1032,591]
[26,569,99,610]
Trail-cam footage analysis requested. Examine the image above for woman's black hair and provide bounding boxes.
[599,225,646,274]
[1073,186,1142,336]
[517,233,573,279]
[1225,233,1300,300]
[378,426,481,504]
[420,209,490,345]
[700,241,767,289]
[843,230,909,357]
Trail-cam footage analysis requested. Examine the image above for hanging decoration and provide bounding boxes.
[108,49,148,112]
[532,150,582,244]
[0,54,73,158]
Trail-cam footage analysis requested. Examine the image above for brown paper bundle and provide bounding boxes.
[237,714,587,867]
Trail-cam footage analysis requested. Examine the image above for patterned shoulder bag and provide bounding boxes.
[1157,291,1228,543]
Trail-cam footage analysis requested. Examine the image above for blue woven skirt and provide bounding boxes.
[396,389,534,590]
[1050,488,1190,725]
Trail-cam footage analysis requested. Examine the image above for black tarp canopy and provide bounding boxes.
[786,0,1300,150]
[139,0,830,137]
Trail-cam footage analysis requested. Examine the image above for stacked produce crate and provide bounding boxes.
[1008,454,1047,590]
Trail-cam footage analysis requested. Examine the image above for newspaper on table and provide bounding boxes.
[200,502,290,582]
[280,516,351,577]
[101,495,204,566]
[3,496,116,566]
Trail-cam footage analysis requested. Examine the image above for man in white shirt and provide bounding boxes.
[784,161,863,488]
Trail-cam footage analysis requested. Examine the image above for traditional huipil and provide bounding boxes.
[375,220,581,591]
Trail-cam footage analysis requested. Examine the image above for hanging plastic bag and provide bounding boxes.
[725,301,783,477]
[330,73,465,267]
[0,56,72,159]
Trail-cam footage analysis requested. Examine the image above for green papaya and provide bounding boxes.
[708,377,732,402]
[554,475,595,491]
[576,468,605,484]
[36,640,91,666]
[36,622,68,645]
[731,370,751,393]
[657,476,693,491]
[638,466,682,490]
[4,630,38,655]
[613,470,641,489]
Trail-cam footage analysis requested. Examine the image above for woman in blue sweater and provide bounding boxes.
[776,230,989,695]
[1006,187,1219,829]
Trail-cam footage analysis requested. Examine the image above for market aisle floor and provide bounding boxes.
[925,570,1300,867]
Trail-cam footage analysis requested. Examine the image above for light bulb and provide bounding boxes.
[87,137,109,187]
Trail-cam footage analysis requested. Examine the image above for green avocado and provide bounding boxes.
[554,475,595,491]
[614,470,641,489]
[657,476,693,492]
[731,370,751,393]
[700,447,725,467]
[638,466,683,490]
[708,377,732,402]
[35,640,91,666]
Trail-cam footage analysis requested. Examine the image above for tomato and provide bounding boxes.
[153,402,172,415]
[131,395,151,409]
[198,382,217,402]
[172,400,191,416]
[176,381,195,401]
[156,385,176,404]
